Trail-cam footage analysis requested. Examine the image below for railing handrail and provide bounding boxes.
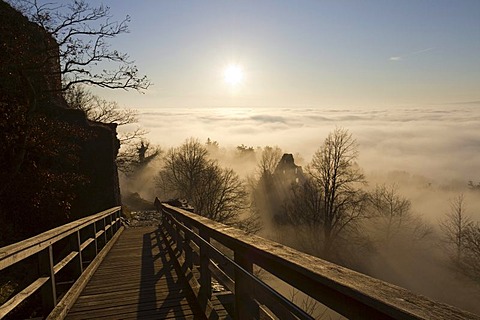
[161,203,480,320]
[163,206,314,319]
[0,206,121,270]
[0,206,123,319]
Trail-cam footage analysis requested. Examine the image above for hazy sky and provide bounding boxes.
[87,0,480,109]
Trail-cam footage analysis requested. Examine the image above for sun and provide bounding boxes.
[223,64,244,86]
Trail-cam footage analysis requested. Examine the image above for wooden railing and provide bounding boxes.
[0,206,123,319]
[161,203,480,320]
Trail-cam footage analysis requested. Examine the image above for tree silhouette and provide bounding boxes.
[9,0,150,91]
[367,184,431,249]
[258,146,283,176]
[308,128,367,256]
[156,138,247,225]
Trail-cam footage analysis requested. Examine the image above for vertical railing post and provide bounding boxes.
[117,209,121,231]
[118,209,122,228]
[69,230,83,278]
[199,229,212,307]
[106,214,113,240]
[83,222,97,267]
[234,247,256,319]
[92,221,98,256]
[115,209,121,231]
[38,245,57,314]
[102,217,108,245]
[111,210,118,234]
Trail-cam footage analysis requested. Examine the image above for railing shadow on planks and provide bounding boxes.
[160,203,480,320]
[0,206,123,319]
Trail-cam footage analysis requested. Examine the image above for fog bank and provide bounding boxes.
[132,105,480,183]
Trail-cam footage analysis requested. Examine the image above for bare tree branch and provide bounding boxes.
[9,0,151,92]
[156,138,249,226]
[307,127,367,256]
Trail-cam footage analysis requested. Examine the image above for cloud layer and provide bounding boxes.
[132,104,480,182]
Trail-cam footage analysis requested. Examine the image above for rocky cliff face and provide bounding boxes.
[0,1,120,243]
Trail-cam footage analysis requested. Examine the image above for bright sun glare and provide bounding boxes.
[223,64,244,86]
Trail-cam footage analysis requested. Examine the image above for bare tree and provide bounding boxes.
[64,85,138,124]
[9,0,150,91]
[234,212,262,234]
[440,194,473,264]
[191,166,248,224]
[284,178,324,227]
[117,139,161,175]
[369,184,408,245]
[463,223,480,282]
[258,146,283,176]
[308,128,367,256]
[157,138,210,201]
[64,85,149,146]
[440,195,480,283]
[368,184,431,248]
[440,194,477,280]
[156,138,248,225]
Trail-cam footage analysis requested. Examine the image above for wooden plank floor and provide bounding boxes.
[65,226,206,320]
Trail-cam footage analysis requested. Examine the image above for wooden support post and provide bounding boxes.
[82,223,97,266]
[102,217,108,245]
[199,229,212,307]
[111,211,116,234]
[69,230,83,278]
[234,247,256,320]
[114,210,120,232]
[91,222,98,260]
[110,215,115,235]
[107,214,113,239]
[38,245,57,314]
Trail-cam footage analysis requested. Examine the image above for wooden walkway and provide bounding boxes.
[65,226,206,319]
